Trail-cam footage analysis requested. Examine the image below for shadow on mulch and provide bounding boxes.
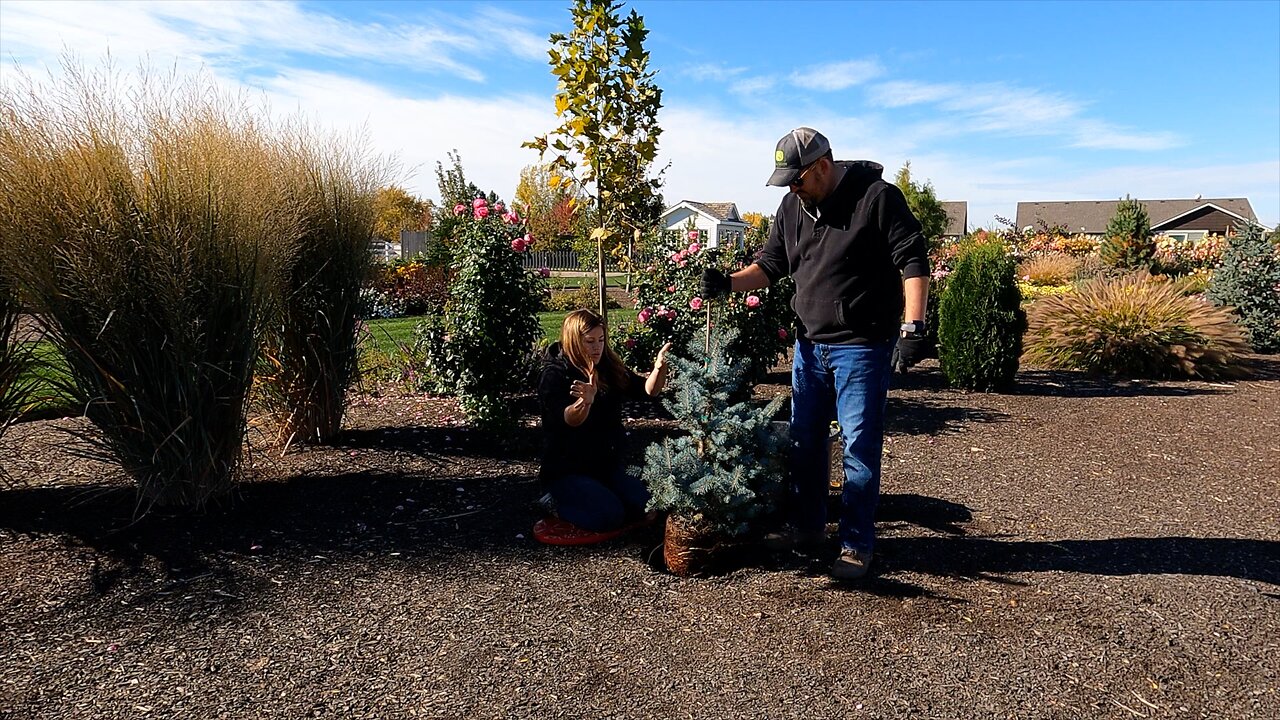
[885,396,1010,436]
[891,366,1233,398]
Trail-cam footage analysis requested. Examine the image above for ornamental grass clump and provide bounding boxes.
[0,62,293,508]
[938,238,1026,391]
[1017,253,1080,287]
[258,128,387,447]
[1022,273,1249,379]
[0,278,39,447]
[1206,223,1280,354]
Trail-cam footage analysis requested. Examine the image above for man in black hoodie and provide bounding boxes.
[701,127,930,580]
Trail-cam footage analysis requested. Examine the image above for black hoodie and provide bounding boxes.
[537,342,651,485]
[756,160,930,344]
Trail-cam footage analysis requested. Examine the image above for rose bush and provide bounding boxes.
[616,234,796,385]
[416,197,547,431]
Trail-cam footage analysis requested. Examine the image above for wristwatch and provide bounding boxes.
[900,320,927,337]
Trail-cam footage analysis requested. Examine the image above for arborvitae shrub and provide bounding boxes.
[1206,223,1280,354]
[1023,272,1249,378]
[938,239,1025,390]
[1099,196,1154,271]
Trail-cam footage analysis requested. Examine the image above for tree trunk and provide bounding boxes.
[596,224,607,325]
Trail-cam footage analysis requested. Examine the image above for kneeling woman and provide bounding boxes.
[538,309,671,532]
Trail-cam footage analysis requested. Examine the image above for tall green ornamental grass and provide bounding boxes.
[258,129,387,446]
[0,61,295,508]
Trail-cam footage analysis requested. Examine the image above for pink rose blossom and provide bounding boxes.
[453,203,466,215]
[778,328,789,340]
[511,238,526,252]
[474,205,490,219]
[523,233,534,246]
[669,252,682,263]
[472,198,487,209]
[689,297,703,311]
[688,243,701,254]
[745,295,761,308]
[666,285,676,293]
[539,267,551,278]
[494,202,505,213]
[687,230,699,241]
[638,308,653,324]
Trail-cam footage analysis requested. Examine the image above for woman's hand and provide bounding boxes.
[646,343,673,396]
[569,370,597,406]
[654,342,673,370]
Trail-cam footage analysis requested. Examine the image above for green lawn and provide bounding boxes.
[547,272,628,290]
[365,309,639,348]
[17,310,643,418]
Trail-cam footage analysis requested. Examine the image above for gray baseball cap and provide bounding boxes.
[766,127,831,186]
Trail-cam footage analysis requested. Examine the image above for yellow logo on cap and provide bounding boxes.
[775,150,785,164]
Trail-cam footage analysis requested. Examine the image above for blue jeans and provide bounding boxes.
[788,338,894,554]
[547,468,650,532]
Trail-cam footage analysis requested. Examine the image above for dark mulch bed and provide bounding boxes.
[2,357,1278,719]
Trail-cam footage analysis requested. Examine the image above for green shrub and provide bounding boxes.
[1099,196,1154,271]
[258,129,388,446]
[0,62,290,508]
[416,200,547,431]
[1023,273,1249,378]
[616,231,797,385]
[938,239,1025,390]
[368,258,452,316]
[1206,223,1280,354]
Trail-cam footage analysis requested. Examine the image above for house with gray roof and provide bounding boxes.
[1015,198,1259,241]
[660,200,749,249]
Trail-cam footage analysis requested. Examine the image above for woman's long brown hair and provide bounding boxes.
[559,308,629,394]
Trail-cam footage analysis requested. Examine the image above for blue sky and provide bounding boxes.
[2,0,1277,229]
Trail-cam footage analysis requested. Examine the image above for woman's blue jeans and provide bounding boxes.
[788,337,895,554]
[547,467,650,532]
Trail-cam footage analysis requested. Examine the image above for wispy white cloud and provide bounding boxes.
[0,0,546,84]
[729,75,777,96]
[682,63,748,82]
[866,79,1182,152]
[790,59,884,91]
[255,69,557,201]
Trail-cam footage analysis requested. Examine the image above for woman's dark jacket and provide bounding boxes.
[537,342,650,485]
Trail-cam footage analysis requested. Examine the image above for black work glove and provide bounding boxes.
[700,267,731,299]
[892,324,931,373]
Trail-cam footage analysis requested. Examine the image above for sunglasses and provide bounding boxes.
[789,160,821,189]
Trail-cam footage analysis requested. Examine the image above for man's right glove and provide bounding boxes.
[700,268,731,299]
[892,321,931,373]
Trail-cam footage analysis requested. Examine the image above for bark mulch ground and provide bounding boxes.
[1,357,1277,719]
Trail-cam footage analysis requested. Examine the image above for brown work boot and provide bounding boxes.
[831,547,873,581]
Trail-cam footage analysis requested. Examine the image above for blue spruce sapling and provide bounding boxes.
[640,325,786,535]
